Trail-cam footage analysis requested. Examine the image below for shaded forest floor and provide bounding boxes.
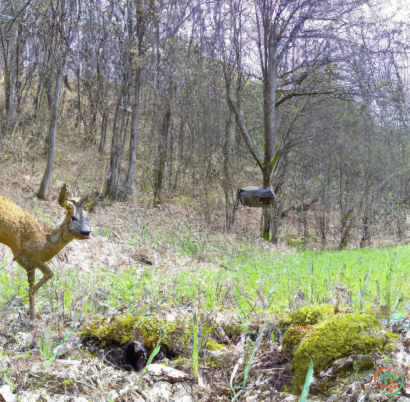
[2,158,410,401]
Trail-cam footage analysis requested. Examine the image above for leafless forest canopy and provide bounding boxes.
[0,0,409,248]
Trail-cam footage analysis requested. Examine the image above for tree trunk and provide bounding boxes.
[153,104,171,206]
[105,99,123,199]
[124,67,141,199]
[173,119,185,190]
[34,67,46,124]
[4,68,11,129]
[226,108,236,155]
[168,115,174,190]
[38,71,64,199]
[124,0,146,199]
[2,25,19,131]
[105,83,130,199]
[261,205,273,241]
[223,112,234,230]
[99,111,108,153]
[75,69,83,132]
[8,28,18,128]
[270,199,280,244]
[360,213,369,248]
[120,108,130,148]
[15,24,22,111]
[89,61,103,139]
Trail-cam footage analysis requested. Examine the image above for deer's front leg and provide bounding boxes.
[15,256,54,319]
[32,261,54,294]
[27,262,53,319]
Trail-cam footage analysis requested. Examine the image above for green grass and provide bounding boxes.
[1,243,410,323]
[223,245,410,317]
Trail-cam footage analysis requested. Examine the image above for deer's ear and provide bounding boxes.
[66,202,75,216]
[58,184,68,209]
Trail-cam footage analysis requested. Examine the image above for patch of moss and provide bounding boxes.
[371,305,391,319]
[278,315,293,330]
[205,360,220,367]
[81,314,189,353]
[80,315,136,344]
[172,357,192,372]
[282,325,314,358]
[223,321,246,337]
[206,339,226,351]
[293,313,392,392]
[138,316,176,348]
[290,305,334,326]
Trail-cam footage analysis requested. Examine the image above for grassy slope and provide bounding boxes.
[1,225,409,323]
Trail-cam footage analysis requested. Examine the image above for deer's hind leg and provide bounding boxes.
[15,256,38,319]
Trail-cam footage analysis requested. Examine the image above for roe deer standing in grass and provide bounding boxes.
[0,184,91,319]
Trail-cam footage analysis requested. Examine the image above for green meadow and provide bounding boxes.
[2,239,409,321]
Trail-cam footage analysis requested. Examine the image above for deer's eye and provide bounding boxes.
[72,216,79,222]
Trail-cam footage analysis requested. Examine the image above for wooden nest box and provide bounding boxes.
[237,186,276,208]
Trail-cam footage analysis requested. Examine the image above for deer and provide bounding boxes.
[0,184,91,319]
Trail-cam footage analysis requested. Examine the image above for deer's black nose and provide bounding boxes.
[80,219,91,235]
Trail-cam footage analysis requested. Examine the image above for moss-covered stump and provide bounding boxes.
[289,305,334,326]
[80,315,234,373]
[80,314,192,371]
[282,325,314,358]
[278,305,333,333]
[293,313,393,392]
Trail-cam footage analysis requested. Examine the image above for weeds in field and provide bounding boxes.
[1,243,410,321]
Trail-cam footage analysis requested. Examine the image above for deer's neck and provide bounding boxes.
[42,222,74,261]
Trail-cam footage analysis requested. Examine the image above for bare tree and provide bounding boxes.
[38,0,78,199]
[223,0,368,240]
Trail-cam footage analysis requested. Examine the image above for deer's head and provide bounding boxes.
[58,184,92,240]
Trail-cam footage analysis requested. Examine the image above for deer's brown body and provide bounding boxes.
[0,185,91,319]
